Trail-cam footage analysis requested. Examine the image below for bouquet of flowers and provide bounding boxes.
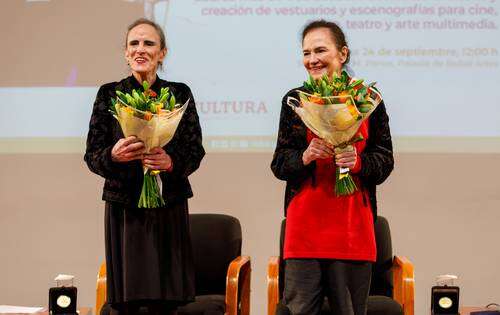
[110,81,188,208]
[287,70,383,196]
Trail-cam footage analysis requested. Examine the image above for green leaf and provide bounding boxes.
[169,94,176,110]
[303,80,311,92]
[321,80,327,95]
[159,92,168,104]
[109,98,118,115]
[132,89,141,101]
[348,79,364,90]
[123,94,132,104]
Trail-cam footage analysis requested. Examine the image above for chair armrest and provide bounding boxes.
[267,256,280,315]
[226,256,251,315]
[96,263,107,315]
[392,256,415,315]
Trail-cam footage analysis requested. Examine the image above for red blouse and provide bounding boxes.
[283,121,376,262]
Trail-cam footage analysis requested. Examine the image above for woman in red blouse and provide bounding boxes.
[271,20,394,315]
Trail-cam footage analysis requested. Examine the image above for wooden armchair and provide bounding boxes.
[267,216,414,315]
[96,214,251,315]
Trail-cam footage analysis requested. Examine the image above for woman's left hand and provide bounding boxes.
[335,146,357,169]
[143,147,173,171]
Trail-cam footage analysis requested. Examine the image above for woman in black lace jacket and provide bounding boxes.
[84,18,204,315]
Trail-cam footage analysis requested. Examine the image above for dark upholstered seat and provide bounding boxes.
[268,216,414,315]
[97,213,251,315]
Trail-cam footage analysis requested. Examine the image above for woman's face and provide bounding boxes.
[302,27,348,80]
[125,24,166,77]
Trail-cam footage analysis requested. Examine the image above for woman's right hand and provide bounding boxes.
[111,136,145,163]
[302,138,334,165]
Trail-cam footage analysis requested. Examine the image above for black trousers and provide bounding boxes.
[107,300,177,315]
[283,259,372,315]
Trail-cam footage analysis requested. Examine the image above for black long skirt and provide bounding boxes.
[105,200,195,307]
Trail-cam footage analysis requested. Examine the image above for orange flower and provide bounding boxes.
[352,82,364,91]
[145,89,157,98]
[338,91,350,103]
[347,104,359,120]
[309,95,325,105]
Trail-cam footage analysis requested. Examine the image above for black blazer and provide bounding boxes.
[84,75,205,206]
[270,87,394,219]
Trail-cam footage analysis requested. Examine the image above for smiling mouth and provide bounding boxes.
[310,66,325,73]
[135,57,148,64]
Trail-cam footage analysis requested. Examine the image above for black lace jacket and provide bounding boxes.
[271,87,394,218]
[84,75,205,206]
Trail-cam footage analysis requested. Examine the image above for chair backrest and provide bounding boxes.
[190,213,242,296]
[279,216,394,298]
[370,216,394,297]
